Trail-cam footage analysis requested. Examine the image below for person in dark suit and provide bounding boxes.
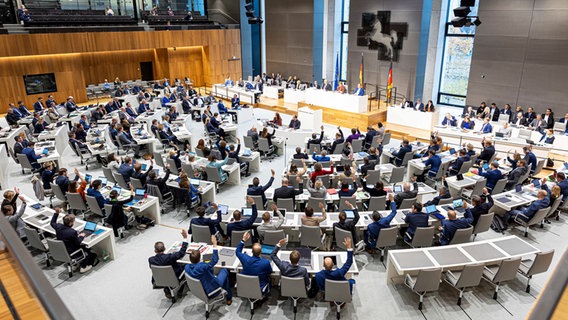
[424,100,435,112]
[359,156,376,177]
[401,98,413,109]
[470,189,493,226]
[315,237,355,293]
[273,177,304,209]
[542,108,554,129]
[6,109,20,126]
[500,104,513,122]
[390,139,412,166]
[441,113,458,127]
[236,231,273,295]
[271,238,310,289]
[65,97,77,113]
[501,190,550,230]
[478,161,503,191]
[333,201,361,243]
[438,203,474,246]
[188,204,226,238]
[149,229,188,298]
[185,234,233,305]
[414,99,424,111]
[489,103,500,122]
[524,107,537,124]
[247,170,275,206]
[138,100,151,114]
[523,146,537,173]
[17,101,31,117]
[51,208,97,273]
[289,115,301,129]
[33,97,46,112]
[393,179,419,207]
[55,168,79,196]
[462,106,476,118]
[329,127,345,154]
[506,159,528,190]
[477,139,495,163]
[117,126,142,158]
[21,142,43,170]
[226,197,258,239]
[513,112,528,126]
[364,194,397,252]
[416,150,441,182]
[292,147,309,159]
[181,96,192,114]
[131,159,153,186]
[423,185,451,207]
[449,149,470,176]
[322,80,332,91]
[125,102,138,118]
[13,135,27,155]
[118,157,135,184]
[363,126,377,149]
[401,202,428,241]
[353,83,365,96]
[306,126,325,149]
[46,95,56,108]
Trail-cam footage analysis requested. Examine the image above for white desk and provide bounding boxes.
[284,88,307,104]
[386,106,439,139]
[262,86,284,100]
[304,89,368,113]
[37,125,68,155]
[0,126,25,148]
[212,84,258,105]
[298,107,322,132]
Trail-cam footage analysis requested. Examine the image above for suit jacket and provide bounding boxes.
[506,166,527,188]
[271,245,309,288]
[489,107,500,121]
[471,195,493,226]
[184,249,224,294]
[524,111,536,123]
[415,103,425,111]
[440,209,474,245]
[333,208,361,242]
[289,120,301,129]
[515,196,550,222]
[442,116,458,127]
[354,88,365,96]
[50,211,85,254]
[13,141,25,154]
[273,184,304,207]
[542,114,554,129]
[524,152,537,172]
[132,166,152,185]
[424,155,442,176]
[478,145,495,162]
[330,130,345,154]
[315,250,353,291]
[514,116,528,127]
[478,167,503,190]
[480,122,493,133]
[236,240,273,292]
[33,101,45,112]
[392,145,412,166]
[365,202,397,248]
[149,241,188,278]
[6,113,19,125]
[118,163,135,183]
[323,83,332,91]
[189,212,222,235]
[247,177,274,205]
[226,204,258,238]
[393,182,418,207]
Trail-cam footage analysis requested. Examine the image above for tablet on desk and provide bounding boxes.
[241,208,253,216]
[344,210,355,219]
[218,204,229,215]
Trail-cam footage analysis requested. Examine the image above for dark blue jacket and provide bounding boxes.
[451,155,470,174]
[184,249,223,295]
[403,212,429,241]
[525,152,537,172]
[365,202,397,249]
[118,163,135,183]
[440,209,474,246]
[227,204,258,238]
[149,241,188,278]
[424,192,452,207]
[442,116,457,127]
[247,177,274,205]
[87,188,107,209]
[189,210,222,235]
[424,155,442,177]
[50,211,84,254]
[514,196,550,222]
[42,169,57,190]
[315,250,353,291]
[22,147,41,168]
[478,145,495,162]
[271,245,310,288]
[480,122,492,133]
[392,145,412,166]
[236,240,273,292]
[558,179,568,202]
[478,167,503,190]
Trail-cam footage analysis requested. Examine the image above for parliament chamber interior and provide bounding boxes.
[0,0,567,319]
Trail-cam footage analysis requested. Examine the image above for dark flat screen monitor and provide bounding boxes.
[23,73,57,95]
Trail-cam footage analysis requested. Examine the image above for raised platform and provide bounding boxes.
[256,97,386,129]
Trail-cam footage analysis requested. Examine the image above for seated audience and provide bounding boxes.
[148,229,188,298]
[236,231,273,295]
[364,194,397,252]
[438,202,474,246]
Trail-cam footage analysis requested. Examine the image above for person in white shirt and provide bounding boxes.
[105,6,114,16]
[498,122,512,138]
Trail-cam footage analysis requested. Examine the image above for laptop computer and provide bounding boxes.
[134,188,146,200]
[453,199,465,213]
[296,247,312,267]
[227,158,236,165]
[456,174,464,181]
[98,177,108,187]
[495,132,504,138]
[155,169,160,176]
[261,244,274,256]
[190,178,200,186]
[425,205,439,214]
[449,148,456,155]
[85,174,92,183]
[111,186,121,194]
[82,221,98,236]
[393,185,403,193]
[344,210,355,219]
[276,209,286,217]
[526,139,535,145]
[242,208,253,216]
[243,149,252,156]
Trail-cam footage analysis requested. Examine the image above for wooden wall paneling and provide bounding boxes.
[80,50,155,85]
[153,48,170,81]
[166,47,205,87]
[202,46,212,85]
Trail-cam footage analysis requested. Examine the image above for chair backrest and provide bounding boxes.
[166,158,179,175]
[146,184,165,202]
[191,225,213,244]
[308,143,321,154]
[247,195,264,209]
[471,179,487,195]
[320,161,332,169]
[454,263,485,288]
[281,276,308,299]
[291,159,304,168]
[237,274,263,300]
[263,230,285,246]
[324,280,352,303]
[49,183,67,202]
[231,230,252,247]
[518,129,531,139]
[277,198,295,212]
[338,197,357,212]
[351,139,363,153]
[366,170,381,185]
[412,268,442,292]
[67,193,88,211]
[332,142,345,154]
[307,197,325,213]
[300,225,323,248]
[16,153,34,170]
[185,273,214,302]
[195,148,205,157]
[181,163,195,178]
[204,166,223,183]
[258,138,271,152]
[317,174,331,188]
[438,197,454,205]
[153,152,166,168]
[368,196,386,211]
[498,113,510,123]
[102,167,117,184]
[399,197,416,210]
[382,132,391,145]
[492,257,522,282]
[492,179,507,195]
[130,177,145,190]
[450,226,473,245]
[46,238,71,263]
[85,195,104,216]
[548,197,563,218]
[518,170,531,185]
[376,226,398,249]
[533,159,545,176]
[400,152,413,167]
[334,227,353,250]
[243,135,255,149]
[112,172,129,189]
[388,167,405,184]
[150,265,180,288]
[24,226,47,252]
[412,226,435,247]
[524,249,555,276]
[473,212,494,235]
[525,207,549,226]
[458,160,472,174]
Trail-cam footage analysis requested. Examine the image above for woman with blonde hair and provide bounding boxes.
[307,179,327,198]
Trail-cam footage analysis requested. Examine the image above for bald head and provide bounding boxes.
[447,210,457,220]
[403,182,411,192]
[323,257,334,270]
[281,178,289,186]
[252,243,262,257]
[537,189,548,199]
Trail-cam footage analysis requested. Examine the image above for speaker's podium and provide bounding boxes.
[298,107,322,132]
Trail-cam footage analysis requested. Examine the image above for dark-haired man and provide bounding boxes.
[271,238,310,289]
[148,229,188,299]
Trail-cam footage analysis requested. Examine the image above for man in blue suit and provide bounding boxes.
[17,101,31,117]
[402,202,429,241]
[231,94,240,109]
[21,142,44,170]
[149,229,188,298]
[271,238,310,289]
[236,231,273,294]
[188,205,226,238]
[118,157,135,184]
[478,161,503,191]
[315,237,355,294]
[438,202,474,245]
[33,97,46,112]
[477,139,495,164]
[449,149,470,176]
[185,234,233,305]
[501,189,550,230]
[480,117,493,133]
[441,113,458,127]
[416,150,441,182]
[79,115,91,131]
[390,139,412,166]
[365,194,398,252]
[224,76,234,87]
[226,197,258,239]
[9,103,23,119]
[138,99,151,114]
[247,170,275,206]
[353,83,365,96]
[523,146,537,173]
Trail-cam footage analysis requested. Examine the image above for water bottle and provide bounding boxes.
[102,249,109,262]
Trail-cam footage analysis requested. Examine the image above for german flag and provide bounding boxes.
[386,62,393,104]
[359,53,364,88]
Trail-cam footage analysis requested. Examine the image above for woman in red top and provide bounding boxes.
[310,161,335,184]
